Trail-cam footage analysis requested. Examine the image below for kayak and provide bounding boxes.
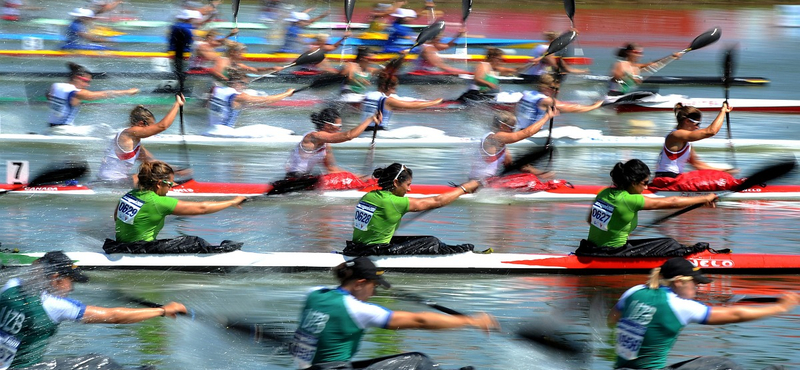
[25,18,434,31]
[2,127,799,151]
[0,32,544,48]
[610,93,800,114]
[2,250,799,274]
[0,49,593,65]
[3,179,800,201]
[574,75,770,87]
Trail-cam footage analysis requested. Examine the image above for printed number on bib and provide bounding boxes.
[0,330,20,370]
[590,199,615,231]
[116,194,144,225]
[615,318,646,361]
[354,201,377,231]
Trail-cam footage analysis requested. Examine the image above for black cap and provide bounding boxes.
[38,251,89,283]
[347,257,391,288]
[660,258,711,284]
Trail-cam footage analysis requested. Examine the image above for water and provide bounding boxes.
[2,2,800,369]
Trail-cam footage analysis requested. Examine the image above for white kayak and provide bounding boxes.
[609,93,800,114]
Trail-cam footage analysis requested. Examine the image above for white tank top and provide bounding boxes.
[656,133,692,175]
[285,131,327,175]
[469,132,506,179]
[208,86,241,128]
[47,83,80,126]
[97,130,141,181]
[515,90,547,130]
[361,91,392,129]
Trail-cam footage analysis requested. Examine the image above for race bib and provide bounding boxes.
[290,330,318,370]
[354,201,377,231]
[0,330,20,370]
[590,199,615,231]
[615,318,647,360]
[116,194,144,225]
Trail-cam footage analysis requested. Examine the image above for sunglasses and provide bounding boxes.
[161,180,176,188]
[325,121,342,128]
[393,164,407,183]
[687,117,701,126]
[75,75,92,83]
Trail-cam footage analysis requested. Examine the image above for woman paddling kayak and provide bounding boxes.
[608,43,679,96]
[291,256,498,369]
[103,160,246,254]
[358,71,443,131]
[339,46,379,95]
[269,108,383,194]
[609,257,799,370]
[515,73,602,130]
[47,62,139,136]
[96,94,185,186]
[343,163,480,256]
[576,159,718,257]
[457,47,529,103]
[649,102,740,192]
[0,251,187,369]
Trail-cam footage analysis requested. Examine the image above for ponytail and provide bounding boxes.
[129,105,154,126]
[137,160,174,191]
[609,159,651,189]
[373,163,412,191]
[647,267,661,289]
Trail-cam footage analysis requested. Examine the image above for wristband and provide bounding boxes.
[161,308,166,317]
[460,185,468,194]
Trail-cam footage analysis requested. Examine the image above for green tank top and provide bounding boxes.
[0,281,60,368]
[587,188,645,247]
[115,190,179,242]
[347,71,371,94]
[480,71,499,93]
[352,190,410,244]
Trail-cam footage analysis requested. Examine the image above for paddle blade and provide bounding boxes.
[28,160,89,187]
[296,48,326,66]
[411,20,445,50]
[232,0,240,21]
[500,146,553,176]
[267,175,320,195]
[517,322,591,356]
[722,45,737,90]
[462,0,473,23]
[733,157,796,192]
[294,74,347,93]
[687,27,721,52]
[726,295,780,304]
[344,0,355,24]
[564,0,576,25]
[544,29,577,57]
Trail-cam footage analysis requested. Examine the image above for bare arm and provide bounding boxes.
[407,180,480,212]
[172,196,246,216]
[82,302,187,323]
[73,87,139,102]
[311,113,381,145]
[125,95,185,139]
[386,96,443,110]
[555,99,603,113]
[387,311,498,332]
[706,292,799,325]
[492,108,557,144]
[235,89,295,105]
[669,104,732,143]
[642,193,717,210]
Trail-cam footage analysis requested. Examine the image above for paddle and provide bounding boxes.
[292,73,347,93]
[391,289,589,355]
[251,48,327,82]
[363,98,385,174]
[725,295,780,304]
[232,0,240,28]
[0,161,90,195]
[723,45,737,168]
[646,158,797,227]
[642,27,721,77]
[460,0,472,67]
[537,30,578,170]
[122,295,196,320]
[564,0,576,28]
[340,0,356,64]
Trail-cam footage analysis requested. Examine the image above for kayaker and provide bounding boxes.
[304,32,352,74]
[609,257,799,370]
[103,160,247,254]
[457,47,528,103]
[576,159,719,257]
[519,30,588,84]
[469,109,558,181]
[359,71,443,131]
[410,26,469,75]
[650,102,739,191]
[47,62,139,136]
[62,8,113,50]
[382,8,417,53]
[291,256,498,369]
[339,46,379,95]
[0,250,187,369]
[188,28,238,74]
[278,10,329,54]
[343,163,481,255]
[211,42,285,81]
[96,94,185,186]
[285,108,382,178]
[515,73,602,130]
[205,68,295,137]
[608,42,680,96]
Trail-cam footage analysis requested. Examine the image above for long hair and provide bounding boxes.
[310,108,341,130]
[332,261,356,285]
[673,103,702,128]
[376,71,399,93]
[67,62,91,79]
[137,160,174,191]
[609,159,651,189]
[129,105,154,126]
[373,163,412,191]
